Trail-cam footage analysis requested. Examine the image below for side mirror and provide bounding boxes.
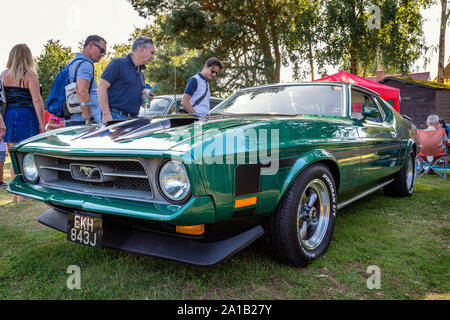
[362,106,379,120]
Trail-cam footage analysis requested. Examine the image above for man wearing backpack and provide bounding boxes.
[181,57,223,115]
[65,35,107,126]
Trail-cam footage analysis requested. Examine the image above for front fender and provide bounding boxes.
[276,149,340,205]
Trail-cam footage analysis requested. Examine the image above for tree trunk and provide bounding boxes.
[265,0,281,83]
[255,18,276,83]
[437,0,449,83]
[308,39,314,81]
[349,43,359,75]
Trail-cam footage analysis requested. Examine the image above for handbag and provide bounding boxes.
[0,71,7,117]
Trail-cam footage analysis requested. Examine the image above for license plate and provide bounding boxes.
[67,212,102,248]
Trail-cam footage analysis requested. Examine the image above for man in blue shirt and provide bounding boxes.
[98,36,156,122]
[181,57,223,115]
[65,35,107,127]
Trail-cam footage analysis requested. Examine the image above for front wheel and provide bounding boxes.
[266,164,337,267]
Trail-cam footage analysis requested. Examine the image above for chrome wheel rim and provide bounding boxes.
[406,154,414,191]
[297,179,330,250]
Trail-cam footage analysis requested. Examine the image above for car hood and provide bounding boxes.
[12,115,271,154]
[13,114,348,155]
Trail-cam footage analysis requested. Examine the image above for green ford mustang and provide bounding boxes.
[8,82,417,267]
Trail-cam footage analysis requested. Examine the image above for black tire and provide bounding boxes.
[266,164,337,267]
[383,149,415,197]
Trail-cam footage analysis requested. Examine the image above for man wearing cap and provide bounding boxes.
[99,36,156,122]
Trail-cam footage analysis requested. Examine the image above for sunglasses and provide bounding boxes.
[211,70,219,75]
[94,43,106,54]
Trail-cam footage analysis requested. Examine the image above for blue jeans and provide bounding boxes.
[111,111,130,120]
[65,121,86,127]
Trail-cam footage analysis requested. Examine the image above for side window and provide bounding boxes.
[210,99,222,109]
[371,97,386,122]
[377,98,393,120]
[169,100,182,114]
[350,91,367,119]
[351,90,384,123]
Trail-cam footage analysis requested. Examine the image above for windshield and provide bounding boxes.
[211,85,344,116]
[139,98,171,117]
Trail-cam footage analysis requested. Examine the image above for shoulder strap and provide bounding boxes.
[72,60,95,93]
[19,71,27,88]
[192,79,209,108]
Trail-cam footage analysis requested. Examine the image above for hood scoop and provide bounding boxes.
[72,117,201,142]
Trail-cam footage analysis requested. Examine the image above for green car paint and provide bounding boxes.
[7,82,416,266]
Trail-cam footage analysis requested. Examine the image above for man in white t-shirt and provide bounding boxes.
[181,57,223,115]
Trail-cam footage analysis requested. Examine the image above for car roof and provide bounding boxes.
[235,82,381,97]
[153,95,223,100]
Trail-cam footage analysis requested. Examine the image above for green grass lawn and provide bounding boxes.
[0,155,449,300]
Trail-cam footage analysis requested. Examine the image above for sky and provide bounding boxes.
[0,0,448,82]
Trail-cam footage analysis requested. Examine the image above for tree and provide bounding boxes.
[322,0,428,76]
[285,0,325,81]
[129,0,292,90]
[35,40,74,100]
[437,0,449,83]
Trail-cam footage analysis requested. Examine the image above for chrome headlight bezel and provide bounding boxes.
[22,153,39,184]
[157,160,191,204]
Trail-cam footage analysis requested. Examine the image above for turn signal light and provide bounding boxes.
[176,224,205,236]
[234,196,257,208]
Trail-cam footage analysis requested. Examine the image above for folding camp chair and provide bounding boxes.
[416,129,448,179]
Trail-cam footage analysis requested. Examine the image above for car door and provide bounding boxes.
[350,89,400,191]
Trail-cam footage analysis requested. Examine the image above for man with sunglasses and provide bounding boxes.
[65,35,107,127]
[181,57,223,115]
[99,36,156,122]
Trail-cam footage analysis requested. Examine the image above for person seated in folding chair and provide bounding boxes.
[416,114,448,179]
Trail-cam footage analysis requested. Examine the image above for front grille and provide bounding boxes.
[34,155,153,201]
[57,171,151,191]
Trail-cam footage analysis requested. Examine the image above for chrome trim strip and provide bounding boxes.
[337,179,395,210]
[39,165,71,172]
[103,171,148,179]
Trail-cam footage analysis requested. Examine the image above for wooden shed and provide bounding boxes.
[379,77,450,129]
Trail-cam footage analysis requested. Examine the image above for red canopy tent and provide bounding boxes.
[315,71,400,112]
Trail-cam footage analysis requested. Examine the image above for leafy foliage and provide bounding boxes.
[129,0,292,94]
[320,0,428,76]
[35,40,133,102]
[35,40,74,100]
[129,0,431,85]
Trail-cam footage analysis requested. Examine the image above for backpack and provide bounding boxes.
[45,58,94,119]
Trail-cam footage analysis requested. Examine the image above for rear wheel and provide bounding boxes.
[266,164,337,267]
[383,149,415,197]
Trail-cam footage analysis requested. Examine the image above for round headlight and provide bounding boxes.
[158,161,191,202]
[23,153,39,183]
